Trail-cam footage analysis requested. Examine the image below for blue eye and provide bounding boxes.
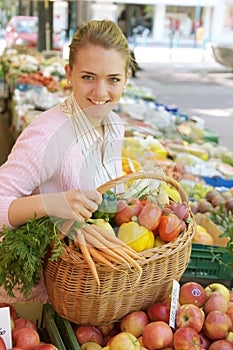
[82,75,93,80]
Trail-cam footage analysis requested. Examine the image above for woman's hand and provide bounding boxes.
[43,189,102,222]
[8,189,102,228]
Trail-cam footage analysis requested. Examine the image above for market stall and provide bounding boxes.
[0,47,233,350]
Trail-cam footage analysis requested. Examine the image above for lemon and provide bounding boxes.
[118,221,154,252]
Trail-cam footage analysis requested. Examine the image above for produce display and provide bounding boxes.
[1,48,233,350]
[54,281,233,350]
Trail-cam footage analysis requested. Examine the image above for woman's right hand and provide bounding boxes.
[43,189,102,222]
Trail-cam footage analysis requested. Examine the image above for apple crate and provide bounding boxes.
[182,215,233,288]
[11,303,67,349]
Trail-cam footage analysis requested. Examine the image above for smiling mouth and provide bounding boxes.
[89,99,109,105]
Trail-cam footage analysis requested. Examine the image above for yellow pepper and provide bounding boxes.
[118,221,154,252]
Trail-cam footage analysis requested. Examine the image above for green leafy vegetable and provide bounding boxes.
[0,215,63,299]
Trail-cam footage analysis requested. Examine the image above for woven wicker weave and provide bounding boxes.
[43,172,196,326]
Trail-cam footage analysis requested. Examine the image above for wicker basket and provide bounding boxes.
[43,172,196,326]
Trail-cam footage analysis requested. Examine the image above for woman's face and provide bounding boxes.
[65,44,130,122]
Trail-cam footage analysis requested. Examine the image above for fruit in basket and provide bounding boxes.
[203,310,232,340]
[198,331,211,349]
[117,221,154,252]
[75,325,103,346]
[203,291,229,314]
[179,281,207,307]
[138,201,162,230]
[114,199,144,226]
[88,218,116,236]
[209,340,233,350]
[14,318,37,330]
[142,321,173,349]
[175,304,205,333]
[158,213,181,242]
[173,327,201,350]
[205,283,230,302]
[13,327,40,350]
[80,342,102,350]
[147,301,170,324]
[120,310,149,338]
[172,202,189,220]
[98,323,115,337]
[0,337,6,350]
[109,332,140,349]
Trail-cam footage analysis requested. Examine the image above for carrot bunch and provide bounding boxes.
[67,223,145,286]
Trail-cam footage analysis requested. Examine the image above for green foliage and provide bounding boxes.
[0,215,63,299]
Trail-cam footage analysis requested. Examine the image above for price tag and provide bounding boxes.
[169,279,180,329]
[0,307,12,349]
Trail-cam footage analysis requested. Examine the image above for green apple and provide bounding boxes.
[204,283,230,302]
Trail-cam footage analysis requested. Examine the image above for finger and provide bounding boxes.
[85,190,102,205]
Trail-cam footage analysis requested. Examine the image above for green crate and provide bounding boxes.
[55,311,82,350]
[182,243,233,288]
[41,304,67,350]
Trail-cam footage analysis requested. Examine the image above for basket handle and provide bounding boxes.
[97,171,188,204]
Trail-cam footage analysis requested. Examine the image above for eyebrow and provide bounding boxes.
[80,70,123,77]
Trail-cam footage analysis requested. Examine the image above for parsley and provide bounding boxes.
[0,215,63,299]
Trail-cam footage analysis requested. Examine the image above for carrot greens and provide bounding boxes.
[0,215,63,299]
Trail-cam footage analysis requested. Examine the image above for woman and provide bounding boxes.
[0,19,132,302]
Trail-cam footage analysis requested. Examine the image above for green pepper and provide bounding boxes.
[93,190,117,221]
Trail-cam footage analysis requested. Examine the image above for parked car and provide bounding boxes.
[4,16,62,51]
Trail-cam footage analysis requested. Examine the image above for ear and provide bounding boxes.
[65,63,72,81]
[125,69,131,83]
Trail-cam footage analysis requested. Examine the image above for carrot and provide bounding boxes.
[75,231,100,286]
[83,226,142,275]
[88,246,117,270]
[83,229,131,268]
[91,224,145,260]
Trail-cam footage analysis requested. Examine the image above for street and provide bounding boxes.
[133,45,233,150]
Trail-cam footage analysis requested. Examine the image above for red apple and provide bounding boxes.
[14,318,37,331]
[203,310,232,340]
[98,323,115,337]
[142,321,173,349]
[32,344,59,349]
[175,303,205,333]
[209,340,233,350]
[205,283,230,302]
[114,198,143,226]
[203,291,229,314]
[173,327,201,350]
[14,327,40,350]
[0,337,6,350]
[198,331,211,349]
[179,282,207,307]
[110,332,140,350]
[147,301,170,324]
[75,325,103,346]
[120,310,149,338]
[227,302,233,331]
[0,303,18,320]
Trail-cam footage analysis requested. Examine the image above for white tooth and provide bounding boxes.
[93,101,106,105]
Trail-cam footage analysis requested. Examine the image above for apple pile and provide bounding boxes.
[0,303,58,350]
[73,282,233,350]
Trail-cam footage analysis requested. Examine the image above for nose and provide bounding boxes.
[92,79,108,98]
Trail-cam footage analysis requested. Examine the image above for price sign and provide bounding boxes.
[169,279,180,329]
[0,307,12,349]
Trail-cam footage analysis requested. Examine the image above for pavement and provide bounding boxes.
[131,44,233,150]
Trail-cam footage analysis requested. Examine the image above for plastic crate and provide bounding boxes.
[182,214,233,288]
[182,243,233,288]
[41,304,67,350]
[55,311,81,350]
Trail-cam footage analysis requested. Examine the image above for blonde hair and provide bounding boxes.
[68,19,133,74]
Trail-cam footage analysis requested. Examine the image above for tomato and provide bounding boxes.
[138,201,162,230]
[158,213,181,242]
[172,203,189,220]
[114,198,144,226]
